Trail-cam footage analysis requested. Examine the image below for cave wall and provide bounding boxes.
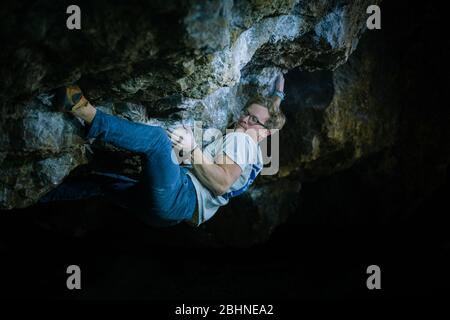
[4,0,447,247]
[1,0,376,211]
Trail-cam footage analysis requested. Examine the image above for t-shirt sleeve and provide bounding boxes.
[221,132,255,172]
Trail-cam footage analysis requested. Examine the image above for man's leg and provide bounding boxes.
[38,173,136,204]
[72,103,195,222]
[38,178,105,203]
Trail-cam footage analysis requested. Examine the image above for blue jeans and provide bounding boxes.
[40,109,197,227]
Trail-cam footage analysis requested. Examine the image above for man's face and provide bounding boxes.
[237,103,270,130]
[236,103,271,142]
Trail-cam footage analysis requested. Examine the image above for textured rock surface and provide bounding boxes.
[1,0,375,212]
[9,0,449,248]
[0,1,449,299]
[277,32,399,180]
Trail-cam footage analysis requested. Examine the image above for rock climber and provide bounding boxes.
[45,74,286,227]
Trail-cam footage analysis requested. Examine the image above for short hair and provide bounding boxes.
[244,94,286,130]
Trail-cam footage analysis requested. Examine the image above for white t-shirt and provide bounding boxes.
[186,132,263,227]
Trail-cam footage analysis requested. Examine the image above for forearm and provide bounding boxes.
[272,96,282,110]
[190,148,231,196]
[272,74,285,109]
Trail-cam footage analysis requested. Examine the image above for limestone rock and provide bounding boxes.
[1,0,376,211]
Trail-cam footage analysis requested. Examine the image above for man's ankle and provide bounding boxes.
[72,103,96,124]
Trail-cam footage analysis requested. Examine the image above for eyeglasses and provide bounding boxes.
[239,109,268,129]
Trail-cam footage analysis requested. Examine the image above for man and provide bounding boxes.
[46,75,286,227]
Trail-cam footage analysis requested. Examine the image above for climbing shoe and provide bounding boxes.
[54,84,89,112]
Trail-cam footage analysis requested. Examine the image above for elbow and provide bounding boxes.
[211,183,231,197]
[212,187,227,197]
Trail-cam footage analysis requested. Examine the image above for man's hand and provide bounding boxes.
[167,126,241,196]
[167,125,198,153]
[275,73,285,92]
[272,73,285,110]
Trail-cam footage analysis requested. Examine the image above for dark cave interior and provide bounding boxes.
[0,0,449,302]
